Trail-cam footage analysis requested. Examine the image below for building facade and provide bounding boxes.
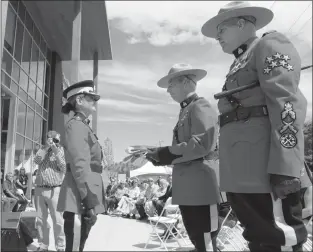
[1,0,112,178]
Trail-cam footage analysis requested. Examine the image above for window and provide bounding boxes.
[24,139,33,166]
[17,1,26,23]
[27,96,36,110]
[34,114,42,143]
[19,69,28,91]
[2,2,52,174]
[1,99,10,131]
[30,42,39,81]
[1,71,11,88]
[37,53,45,90]
[2,49,13,76]
[36,88,43,105]
[12,61,20,83]
[14,134,25,168]
[16,100,27,135]
[10,80,19,94]
[28,79,36,99]
[25,108,35,141]
[25,10,33,35]
[41,120,48,145]
[14,19,24,63]
[4,5,17,54]
[1,133,8,171]
[44,64,50,95]
[21,30,32,73]
[9,0,18,12]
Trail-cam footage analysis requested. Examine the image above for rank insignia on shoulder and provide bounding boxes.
[279,102,298,148]
[263,52,294,75]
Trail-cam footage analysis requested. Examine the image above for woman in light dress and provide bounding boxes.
[144,179,168,217]
[116,179,140,218]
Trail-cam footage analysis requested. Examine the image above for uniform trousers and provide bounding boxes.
[179,205,219,252]
[227,192,308,252]
[63,211,94,252]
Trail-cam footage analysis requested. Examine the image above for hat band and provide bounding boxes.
[66,86,95,99]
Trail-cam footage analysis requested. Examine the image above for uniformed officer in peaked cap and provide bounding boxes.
[201,2,308,251]
[57,80,105,252]
[146,63,221,251]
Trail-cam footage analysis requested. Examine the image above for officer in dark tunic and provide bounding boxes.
[57,80,106,252]
[146,63,220,251]
[201,1,308,251]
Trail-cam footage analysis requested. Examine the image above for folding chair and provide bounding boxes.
[303,216,312,252]
[216,204,249,251]
[144,197,189,251]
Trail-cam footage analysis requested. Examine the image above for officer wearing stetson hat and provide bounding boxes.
[146,63,221,251]
[201,2,308,251]
[57,80,106,251]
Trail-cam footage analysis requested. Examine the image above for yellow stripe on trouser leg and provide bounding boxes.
[73,215,81,251]
[210,204,219,232]
[271,194,298,247]
[204,204,219,251]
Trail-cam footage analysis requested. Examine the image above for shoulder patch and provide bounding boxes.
[262,30,277,37]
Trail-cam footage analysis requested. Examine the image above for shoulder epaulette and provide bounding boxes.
[262,30,277,37]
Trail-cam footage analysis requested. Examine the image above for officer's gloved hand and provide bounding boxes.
[270,174,301,200]
[84,208,97,226]
[145,148,160,163]
[148,159,163,167]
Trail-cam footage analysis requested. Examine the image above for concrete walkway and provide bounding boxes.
[44,213,192,251]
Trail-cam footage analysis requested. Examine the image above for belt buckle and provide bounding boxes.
[236,109,250,122]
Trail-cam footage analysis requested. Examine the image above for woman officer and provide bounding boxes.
[57,80,105,252]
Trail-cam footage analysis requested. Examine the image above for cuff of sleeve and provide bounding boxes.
[37,149,47,159]
[82,183,100,210]
[158,147,182,165]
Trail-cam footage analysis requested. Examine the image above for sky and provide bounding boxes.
[67,1,312,162]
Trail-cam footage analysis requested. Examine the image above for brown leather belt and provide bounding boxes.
[219,105,268,128]
[37,185,61,189]
[193,151,218,162]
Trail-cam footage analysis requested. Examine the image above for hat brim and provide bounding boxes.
[87,93,101,101]
[201,6,274,38]
[157,69,207,89]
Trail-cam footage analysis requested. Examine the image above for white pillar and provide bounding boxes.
[71,0,82,83]
[65,0,82,124]
[1,0,8,60]
[92,51,98,133]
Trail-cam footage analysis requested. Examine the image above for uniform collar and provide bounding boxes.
[180,93,198,108]
[74,112,90,125]
[232,36,258,59]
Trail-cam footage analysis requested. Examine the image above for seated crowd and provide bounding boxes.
[1,168,32,213]
[104,176,173,221]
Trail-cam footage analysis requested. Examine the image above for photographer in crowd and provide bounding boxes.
[34,131,66,251]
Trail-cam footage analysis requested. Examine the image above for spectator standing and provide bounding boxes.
[34,130,66,251]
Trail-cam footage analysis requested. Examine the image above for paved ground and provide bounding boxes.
[32,212,312,251]
[43,213,193,251]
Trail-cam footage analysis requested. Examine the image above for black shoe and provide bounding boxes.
[126,214,130,218]
[138,216,147,220]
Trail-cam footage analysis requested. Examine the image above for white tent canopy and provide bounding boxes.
[130,161,172,178]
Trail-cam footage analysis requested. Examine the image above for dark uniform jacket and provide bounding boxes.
[218,31,307,193]
[57,112,106,214]
[158,94,220,206]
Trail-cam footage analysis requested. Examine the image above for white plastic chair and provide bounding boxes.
[216,207,249,251]
[144,197,189,251]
